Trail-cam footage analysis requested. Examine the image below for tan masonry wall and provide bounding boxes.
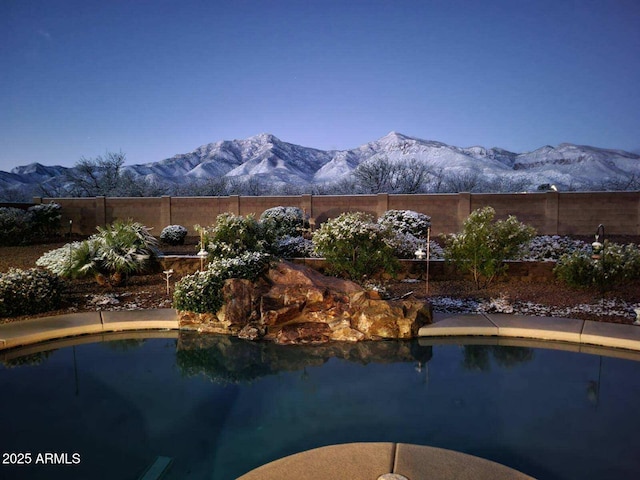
[33,191,640,236]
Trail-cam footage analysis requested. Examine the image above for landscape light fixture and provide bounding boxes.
[197,248,208,271]
[163,269,174,296]
[414,226,431,294]
[591,224,605,260]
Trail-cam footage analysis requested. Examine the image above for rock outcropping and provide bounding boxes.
[178,261,432,344]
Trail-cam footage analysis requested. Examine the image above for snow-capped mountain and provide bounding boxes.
[1,132,639,199]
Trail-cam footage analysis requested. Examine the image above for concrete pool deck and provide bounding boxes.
[1,308,640,352]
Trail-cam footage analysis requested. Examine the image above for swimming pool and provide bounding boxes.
[1,333,639,479]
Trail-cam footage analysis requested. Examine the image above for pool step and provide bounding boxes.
[139,456,173,480]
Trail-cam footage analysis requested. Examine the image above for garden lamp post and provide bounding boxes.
[414,226,431,295]
[591,224,605,299]
[591,224,605,260]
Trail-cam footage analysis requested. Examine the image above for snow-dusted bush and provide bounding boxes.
[28,202,62,238]
[173,251,272,313]
[260,206,309,240]
[160,225,188,246]
[554,241,640,288]
[200,213,266,259]
[378,209,431,238]
[0,268,62,317]
[313,211,399,282]
[0,207,32,246]
[386,231,444,259]
[36,242,84,277]
[36,220,159,286]
[523,235,589,261]
[275,235,316,258]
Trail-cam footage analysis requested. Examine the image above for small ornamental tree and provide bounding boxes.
[312,212,399,282]
[444,206,535,289]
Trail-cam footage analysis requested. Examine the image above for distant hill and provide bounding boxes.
[2,132,639,200]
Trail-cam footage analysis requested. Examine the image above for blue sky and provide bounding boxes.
[2,0,639,171]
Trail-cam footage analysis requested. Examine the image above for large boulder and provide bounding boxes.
[177,260,432,344]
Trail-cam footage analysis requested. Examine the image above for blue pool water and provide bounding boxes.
[1,333,640,479]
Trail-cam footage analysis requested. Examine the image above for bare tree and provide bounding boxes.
[65,151,126,196]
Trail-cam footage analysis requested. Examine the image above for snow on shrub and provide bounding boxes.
[0,207,32,246]
[523,235,589,261]
[160,225,188,245]
[378,209,431,238]
[173,251,272,313]
[554,241,640,288]
[28,202,62,237]
[275,235,316,258]
[313,211,399,282]
[0,268,62,317]
[199,213,266,259]
[260,206,309,240]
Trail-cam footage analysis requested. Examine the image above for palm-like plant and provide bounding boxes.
[69,220,159,286]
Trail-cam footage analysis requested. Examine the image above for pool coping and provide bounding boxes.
[0,309,639,352]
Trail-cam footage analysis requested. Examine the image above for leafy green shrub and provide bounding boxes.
[160,225,188,245]
[260,206,309,241]
[0,268,62,317]
[28,203,62,238]
[36,220,159,286]
[312,212,399,282]
[199,213,266,259]
[173,252,272,313]
[378,209,431,238]
[444,206,536,288]
[0,207,32,246]
[554,241,640,288]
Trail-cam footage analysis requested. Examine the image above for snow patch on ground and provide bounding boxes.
[432,295,640,320]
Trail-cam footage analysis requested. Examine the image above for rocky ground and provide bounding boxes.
[1,239,639,325]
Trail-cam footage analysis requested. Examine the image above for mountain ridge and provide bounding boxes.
[2,132,639,199]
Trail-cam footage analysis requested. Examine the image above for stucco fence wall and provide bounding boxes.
[32,190,640,237]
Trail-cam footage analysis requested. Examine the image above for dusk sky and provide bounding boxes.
[2,0,639,172]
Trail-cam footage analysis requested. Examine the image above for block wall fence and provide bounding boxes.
[32,191,640,237]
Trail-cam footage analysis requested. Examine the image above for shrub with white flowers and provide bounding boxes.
[312,211,399,282]
[378,209,431,238]
[260,206,309,241]
[0,268,62,317]
[160,225,188,246]
[554,241,640,289]
[173,252,272,313]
